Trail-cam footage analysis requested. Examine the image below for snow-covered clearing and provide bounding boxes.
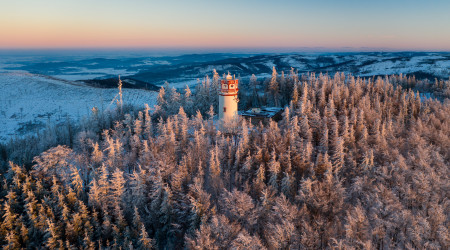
[358,55,450,77]
[0,72,157,142]
[53,67,138,81]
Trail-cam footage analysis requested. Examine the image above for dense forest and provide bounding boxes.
[0,69,449,249]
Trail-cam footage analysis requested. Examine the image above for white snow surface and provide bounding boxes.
[356,55,449,77]
[281,56,308,70]
[263,61,276,70]
[0,72,157,142]
[54,67,138,81]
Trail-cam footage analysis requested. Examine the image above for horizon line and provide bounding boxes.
[0,46,449,53]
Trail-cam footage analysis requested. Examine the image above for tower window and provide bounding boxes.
[230,84,234,89]
[223,107,226,112]
[222,84,228,89]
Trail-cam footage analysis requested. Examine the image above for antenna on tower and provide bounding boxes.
[106,76,124,112]
[118,75,123,113]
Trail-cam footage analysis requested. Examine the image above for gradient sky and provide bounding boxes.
[1,0,450,50]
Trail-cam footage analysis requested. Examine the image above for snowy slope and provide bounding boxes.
[2,52,448,87]
[131,52,450,84]
[356,55,450,77]
[0,73,157,142]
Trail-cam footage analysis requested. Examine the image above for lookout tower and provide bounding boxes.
[219,73,239,120]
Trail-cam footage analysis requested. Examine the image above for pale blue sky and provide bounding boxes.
[1,0,449,50]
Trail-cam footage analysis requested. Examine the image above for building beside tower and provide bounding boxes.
[219,73,239,120]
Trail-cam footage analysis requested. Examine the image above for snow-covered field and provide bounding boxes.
[53,67,138,81]
[0,72,157,142]
[357,55,450,77]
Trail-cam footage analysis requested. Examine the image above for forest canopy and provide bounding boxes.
[0,70,449,249]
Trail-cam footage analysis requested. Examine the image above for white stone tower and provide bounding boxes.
[219,73,239,120]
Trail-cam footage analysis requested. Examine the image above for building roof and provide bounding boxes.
[239,107,284,118]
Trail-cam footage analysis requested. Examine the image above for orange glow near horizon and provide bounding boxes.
[1,0,449,51]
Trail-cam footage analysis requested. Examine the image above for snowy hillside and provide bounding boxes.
[0,73,157,142]
[131,52,450,84]
[2,52,449,87]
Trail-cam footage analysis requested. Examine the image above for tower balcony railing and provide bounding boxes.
[220,88,239,94]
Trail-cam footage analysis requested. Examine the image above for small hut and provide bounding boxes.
[240,107,284,125]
